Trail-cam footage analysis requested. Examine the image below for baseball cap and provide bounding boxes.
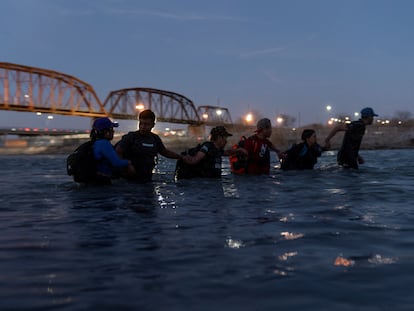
[360,107,378,118]
[256,118,272,130]
[93,117,119,131]
[210,126,232,137]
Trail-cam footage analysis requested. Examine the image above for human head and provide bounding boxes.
[256,118,272,131]
[360,107,378,125]
[361,107,378,118]
[139,109,156,123]
[210,126,232,149]
[256,118,272,138]
[138,109,156,135]
[91,117,118,140]
[301,129,317,145]
[210,126,232,140]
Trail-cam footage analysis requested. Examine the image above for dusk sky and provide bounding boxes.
[1,0,414,130]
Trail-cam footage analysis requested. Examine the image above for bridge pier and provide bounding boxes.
[187,124,207,139]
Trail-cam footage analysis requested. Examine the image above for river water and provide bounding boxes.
[1,149,414,310]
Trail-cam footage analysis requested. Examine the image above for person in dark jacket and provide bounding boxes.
[176,126,241,179]
[115,109,182,183]
[280,129,326,170]
[324,107,378,169]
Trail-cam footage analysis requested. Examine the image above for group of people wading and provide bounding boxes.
[68,107,378,185]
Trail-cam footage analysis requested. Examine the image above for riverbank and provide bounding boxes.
[0,125,413,155]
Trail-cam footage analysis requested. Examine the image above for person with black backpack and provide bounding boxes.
[175,126,244,179]
[115,109,182,183]
[280,129,327,170]
[90,117,135,184]
[67,117,134,185]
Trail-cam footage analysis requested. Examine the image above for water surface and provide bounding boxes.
[1,149,413,310]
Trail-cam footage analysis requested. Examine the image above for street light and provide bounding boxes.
[326,105,332,112]
[245,113,253,124]
[276,116,284,125]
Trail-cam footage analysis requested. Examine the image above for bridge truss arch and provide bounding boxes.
[0,62,106,117]
[103,87,202,124]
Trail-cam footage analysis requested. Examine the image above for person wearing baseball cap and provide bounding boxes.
[90,117,135,184]
[241,118,283,175]
[324,107,378,169]
[176,125,242,179]
[92,117,119,131]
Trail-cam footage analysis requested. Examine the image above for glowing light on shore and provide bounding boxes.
[276,117,284,124]
[135,103,145,110]
[245,113,253,123]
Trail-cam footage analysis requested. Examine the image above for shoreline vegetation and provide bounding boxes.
[0,124,413,155]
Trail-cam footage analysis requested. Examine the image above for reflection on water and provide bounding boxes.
[0,149,414,310]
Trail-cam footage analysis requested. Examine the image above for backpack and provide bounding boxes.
[280,143,306,170]
[66,140,97,183]
[174,144,203,180]
[229,136,249,175]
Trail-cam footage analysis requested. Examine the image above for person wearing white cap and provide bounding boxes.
[324,107,378,169]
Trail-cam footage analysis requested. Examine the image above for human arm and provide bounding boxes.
[181,150,206,165]
[223,147,248,157]
[98,140,132,168]
[115,144,125,158]
[115,134,130,159]
[269,141,283,159]
[324,124,347,149]
[160,148,183,160]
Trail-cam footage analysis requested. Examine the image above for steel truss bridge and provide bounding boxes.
[0,62,232,126]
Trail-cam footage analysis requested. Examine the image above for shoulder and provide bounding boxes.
[247,134,257,141]
[151,132,163,141]
[94,139,108,147]
[286,142,302,154]
[200,141,213,153]
[350,120,364,126]
[244,135,257,145]
[348,120,365,131]
[95,139,113,150]
[120,131,137,142]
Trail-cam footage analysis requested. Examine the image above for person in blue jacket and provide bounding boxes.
[91,117,135,184]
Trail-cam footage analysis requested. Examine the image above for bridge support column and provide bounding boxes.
[188,124,206,139]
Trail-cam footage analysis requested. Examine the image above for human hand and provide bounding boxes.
[127,162,136,176]
[278,152,287,160]
[237,148,248,156]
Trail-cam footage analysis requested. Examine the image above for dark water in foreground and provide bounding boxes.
[1,149,414,310]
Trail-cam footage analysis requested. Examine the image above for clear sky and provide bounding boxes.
[1,0,414,130]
